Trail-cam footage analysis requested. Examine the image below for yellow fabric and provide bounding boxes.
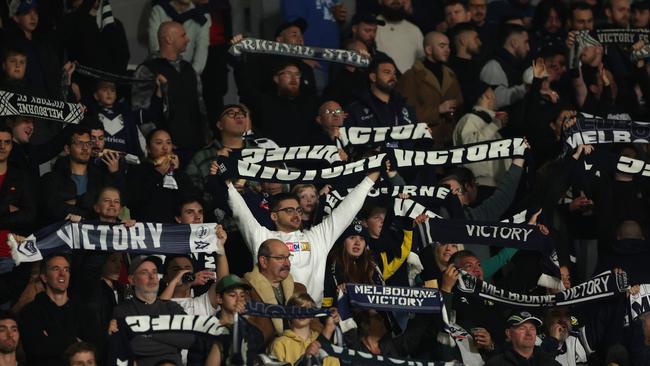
[270,330,340,366]
[379,230,413,280]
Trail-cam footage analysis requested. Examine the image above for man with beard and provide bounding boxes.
[345,54,416,133]
[235,59,319,147]
[449,23,485,105]
[375,0,424,73]
[445,0,472,28]
[39,125,118,223]
[20,255,87,366]
[397,31,463,148]
[351,13,386,56]
[0,311,19,366]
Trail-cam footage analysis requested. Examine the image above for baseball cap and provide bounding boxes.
[275,17,308,39]
[351,13,386,26]
[215,274,252,294]
[9,0,38,17]
[506,310,543,327]
[128,255,162,275]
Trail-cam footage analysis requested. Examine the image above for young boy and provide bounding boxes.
[88,80,145,158]
[270,293,340,366]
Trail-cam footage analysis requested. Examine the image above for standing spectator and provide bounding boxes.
[133,21,208,160]
[126,128,196,223]
[20,254,86,366]
[201,0,232,123]
[0,311,20,366]
[480,24,530,114]
[39,125,118,222]
[345,55,417,131]
[225,171,380,304]
[351,13,386,57]
[444,0,472,29]
[604,0,631,27]
[448,23,485,105]
[529,0,568,56]
[569,2,595,31]
[453,85,510,188]
[632,1,650,28]
[322,40,371,107]
[397,31,463,148]
[485,311,561,365]
[148,0,211,75]
[375,0,425,73]
[468,0,498,56]
[310,100,346,147]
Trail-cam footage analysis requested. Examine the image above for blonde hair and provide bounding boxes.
[287,292,316,308]
[291,184,317,196]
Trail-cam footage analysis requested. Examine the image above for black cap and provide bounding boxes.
[275,17,308,38]
[335,218,370,247]
[351,13,386,26]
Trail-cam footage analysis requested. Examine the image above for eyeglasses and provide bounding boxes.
[223,109,247,118]
[324,108,345,115]
[72,140,92,148]
[265,255,292,262]
[274,207,304,215]
[277,70,302,78]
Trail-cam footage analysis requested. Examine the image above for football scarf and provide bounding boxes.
[229,38,370,67]
[337,123,432,147]
[0,90,83,124]
[8,220,223,264]
[215,138,528,183]
[346,283,443,313]
[244,301,330,319]
[629,284,650,321]
[457,269,628,308]
[564,116,650,148]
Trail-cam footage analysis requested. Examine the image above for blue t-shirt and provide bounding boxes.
[71,174,88,196]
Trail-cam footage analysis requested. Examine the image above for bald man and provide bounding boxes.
[397,31,463,148]
[132,21,208,162]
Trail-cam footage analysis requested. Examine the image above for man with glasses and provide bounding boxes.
[39,125,119,223]
[311,101,348,160]
[227,171,380,304]
[243,239,311,345]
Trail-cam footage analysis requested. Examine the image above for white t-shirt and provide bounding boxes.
[375,16,424,73]
[172,291,217,316]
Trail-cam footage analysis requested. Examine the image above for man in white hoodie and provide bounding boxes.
[227,172,380,304]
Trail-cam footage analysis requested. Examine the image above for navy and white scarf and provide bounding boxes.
[346,283,443,313]
[8,220,222,264]
[457,269,628,308]
[337,123,432,147]
[564,116,650,148]
[229,38,370,67]
[0,90,83,124]
[629,284,650,320]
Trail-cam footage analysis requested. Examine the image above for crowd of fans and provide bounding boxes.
[0,0,649,365]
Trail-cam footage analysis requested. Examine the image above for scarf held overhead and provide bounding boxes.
[564,116,650,148]
[346,283,443,313]
[229,38,370,67]
[8,221,222,264]
[457,270,628,307]
[337,123,432,147]
[216,138,527,183]
[0,90,83,124]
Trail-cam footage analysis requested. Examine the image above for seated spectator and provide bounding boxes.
[269,293,340,366]
[448,22,484,106]
[40,125,119,223]
[126,128,197,223]
[0,44,31,93]
[64,341,97,366]
[20,254,87,366]
[486,310,560,365]
[0,310,20,366]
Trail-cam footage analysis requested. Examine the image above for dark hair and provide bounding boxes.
[448,249,478,267]
[269,192,300,212]
[499,23,528,46]
[0,123,12,136]
[162,254,193,276]
[40,254,71,275]
[81,115,103,132]
[154,360,179,366]
[1,43,28,62]
[175,196,204,217]
[570,1,594,17]
[532,0,568,32]
[328,237,377,286]
[445,166,476,186]
[272,59,301,75]
[257,238,283,260]
[444,0,468,11]
[65,125,91,146]
[0,310,17,323]
[95,186,121,204]
[449,22,477,44]
[146,128,171,147]
[64,342,96,364]
[368,53,398,75]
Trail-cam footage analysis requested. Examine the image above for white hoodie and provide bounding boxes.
[228,177,375,304]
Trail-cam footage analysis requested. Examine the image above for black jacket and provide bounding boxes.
[19,292,86,366]
[485,347,561,366]
[344,89,416,129]
[126,162,197,223]
[39,156,120,222]
[0,164,36,234]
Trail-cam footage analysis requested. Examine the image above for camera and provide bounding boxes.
[181,272,195,284]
